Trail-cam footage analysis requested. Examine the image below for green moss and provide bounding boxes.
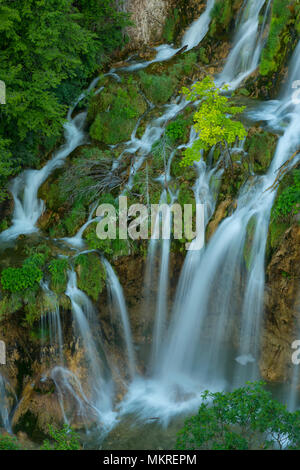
[272,169,300,220]
[138,71,178,105]
[62,201,86,236]
[166,116,192,144]
[89,79,147,144]
[243,216,256,270]
[163,8,180,43]
[48,258,69,295]
[75,253,106,301]
[0,293,22,320]
[267,167,300,256]
[260,0,295,76]
[245,130,278,174]
[210,0,241,36]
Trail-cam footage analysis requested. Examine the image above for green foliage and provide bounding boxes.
[260,0,294,76]
[210,0,240,36]
[41,424,81,450]
[245,130,278,174]
[272,170,300,220]
[48,259,69,294]
[75,253,106,301]
[166,116,191,144]
[176,382,300,450]
[139,72,178,105]
[163,8,180,43]
[0,434,21,450]
[1,258,43,293]
[0,139,16,202]
[63,201,86,236]
[0,0,130,195]
[181,76,246,166]
[89,81,146,144]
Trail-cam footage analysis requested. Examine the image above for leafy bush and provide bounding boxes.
[41,424,81,450]
[0,435,21,450]
[176,382,300,450]
[166,116,190,143]
[1,264,43,293]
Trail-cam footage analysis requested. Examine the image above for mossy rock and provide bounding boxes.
[137,71,178,105]
[89,79,147,145]
[244,128,278,174]
[75,252,106,302]
[267,166,300,258]
[209,0,243,38]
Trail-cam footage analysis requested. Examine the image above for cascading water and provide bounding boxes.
[0,78,102,244]
[0,374,10,431]
[103,258,136,379]
[217,0,271,90]
[3,0,299,445]
[65,270,116,429]
[122,0,215,72]
[62,202,101,249]
[40,281,64,364]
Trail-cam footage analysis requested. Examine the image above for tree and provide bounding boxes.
[175,382,300,450]
[0,0,130,200]
[181,76,247,167]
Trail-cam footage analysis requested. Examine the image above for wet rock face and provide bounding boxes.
[123,0,206,49]
[260,224,300,383]
[124,0,169,48]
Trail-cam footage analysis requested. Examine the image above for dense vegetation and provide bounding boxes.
[176,382,300,450]
[0,0,130,201]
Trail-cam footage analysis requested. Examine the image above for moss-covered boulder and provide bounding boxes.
[244,128,278,174]
[89,79,147,145]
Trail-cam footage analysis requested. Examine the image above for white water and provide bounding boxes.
[40,281,63,364]
[122,0,215,72]
[0,374,12,431]
[0,78,103,244]
[62,202,100,249]
[103,259,136,379]
[65,270,116,429]
[3,0,300,441]
[217,0,271,90]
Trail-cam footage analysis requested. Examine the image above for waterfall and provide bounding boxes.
[0,374,15,432]
[40,281,63,364]
[65,270,116,429]
[62,202,101,249]
[103,259,136,379]
[150,190,173,370]
[0,78,102,244]
[217,0,271,90]
[123,0,215,72]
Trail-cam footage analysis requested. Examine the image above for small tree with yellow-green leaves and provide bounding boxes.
[181,76,247,168]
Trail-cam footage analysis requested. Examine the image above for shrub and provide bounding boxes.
[41,424,81,450]
[176,382,300,450]
[0,435,21,450]
[1,264,43,293]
